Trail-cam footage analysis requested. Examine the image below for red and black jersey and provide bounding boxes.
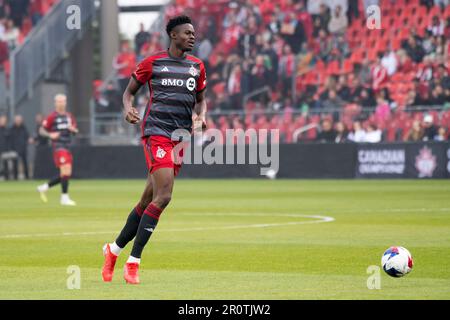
[132,50,207,140]
[43,111,77,150]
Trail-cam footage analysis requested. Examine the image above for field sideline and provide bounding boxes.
[0,179,449,300]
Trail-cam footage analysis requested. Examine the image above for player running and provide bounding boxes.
[101,15,207,284]
[37,94,78,206]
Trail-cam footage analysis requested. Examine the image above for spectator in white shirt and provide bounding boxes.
[434,0,449,6]
[348,121,366,142]
[328,5,348,35]
[307,0,323,15]
[2,19,19,51]
[427,16,445,36]
[381,50,398,76]
[325,0,348,13]
[0,19,6,40]
[365,123,382,143]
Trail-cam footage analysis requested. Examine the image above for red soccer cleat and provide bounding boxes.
[102,244,118,282]
[124,263,140,284]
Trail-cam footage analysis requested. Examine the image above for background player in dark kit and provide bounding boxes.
[37,94,78,206]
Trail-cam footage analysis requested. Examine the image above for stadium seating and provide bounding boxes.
[97,0,450,143]
[201,0,449,143]
[0,0,60,80]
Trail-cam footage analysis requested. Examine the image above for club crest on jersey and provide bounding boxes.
[189,66,198,77]
[156,146,167,159]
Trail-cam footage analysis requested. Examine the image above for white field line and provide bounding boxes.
[0,214,334,239]
[2,206,449,240]
[375,208,450,213]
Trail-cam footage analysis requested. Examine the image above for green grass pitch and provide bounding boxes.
[0,179,449,300]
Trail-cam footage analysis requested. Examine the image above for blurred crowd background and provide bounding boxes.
[93,0,450,144]
[1,0,450,164]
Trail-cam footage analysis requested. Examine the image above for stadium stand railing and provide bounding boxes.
[89,99,141,145]
[243,86,272,109]
[9,0,96,108]
[0,70,6,111]
[88,103,450,145]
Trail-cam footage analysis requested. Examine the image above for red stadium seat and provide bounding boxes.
[391,37,402,51]
[394,0,408,7]
[21,18,33,37]
[3,60,10,79]
[316,59,326,72]
[367,49,377,62]
[350,48,364,64]
[428,6,442,18]
[442,111,450,126]
[398,28,410,41]
[382,6,392,18]
[304,71,318,85]
[401,121,413,141]
[392,16,404,30]
[429,111,440,123]
[284,125,295,143]
[341,59,353,74]
[445,5,450,18]
[374,38,389,53]
[245,101,256,112]
[305,125,317,140]
[404,5,419,18]
[326,60,340,76]
[270,115,281,129]
[17,33,25,45]
[294,115,306,127]
[416,6,428,19]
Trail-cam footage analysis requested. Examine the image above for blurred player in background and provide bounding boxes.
[37,94,78,206]
[101,15,207,284]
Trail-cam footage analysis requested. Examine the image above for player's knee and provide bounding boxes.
[60,173,71,179]
[141,193,153,207]
[139,199,150,211]
[154,194,172,208]
[160,194,172,207]
[60,166,72,177]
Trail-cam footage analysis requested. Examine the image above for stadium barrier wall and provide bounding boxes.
[33,142,450,180]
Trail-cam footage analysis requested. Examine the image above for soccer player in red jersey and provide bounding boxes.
[37,94,78,206]
[101,16,208,284]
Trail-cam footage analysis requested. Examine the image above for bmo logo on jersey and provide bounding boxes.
[161,78,196,92]
[56,117,70,130]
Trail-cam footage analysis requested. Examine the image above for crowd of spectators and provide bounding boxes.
[95,0,450,143]
[315,113,449,143]
[0,113,50,180]
[0,0,58,77]
[1,0,449,144]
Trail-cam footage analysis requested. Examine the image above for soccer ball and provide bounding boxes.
[381,246,414,277]
[265,169,277,180]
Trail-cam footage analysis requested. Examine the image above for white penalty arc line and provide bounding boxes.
[0,214,334,239]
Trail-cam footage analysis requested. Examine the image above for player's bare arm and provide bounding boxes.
[69,125,79,134]
[39,126,60,140]
[193,89,207,132]
[123,77,142,124]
